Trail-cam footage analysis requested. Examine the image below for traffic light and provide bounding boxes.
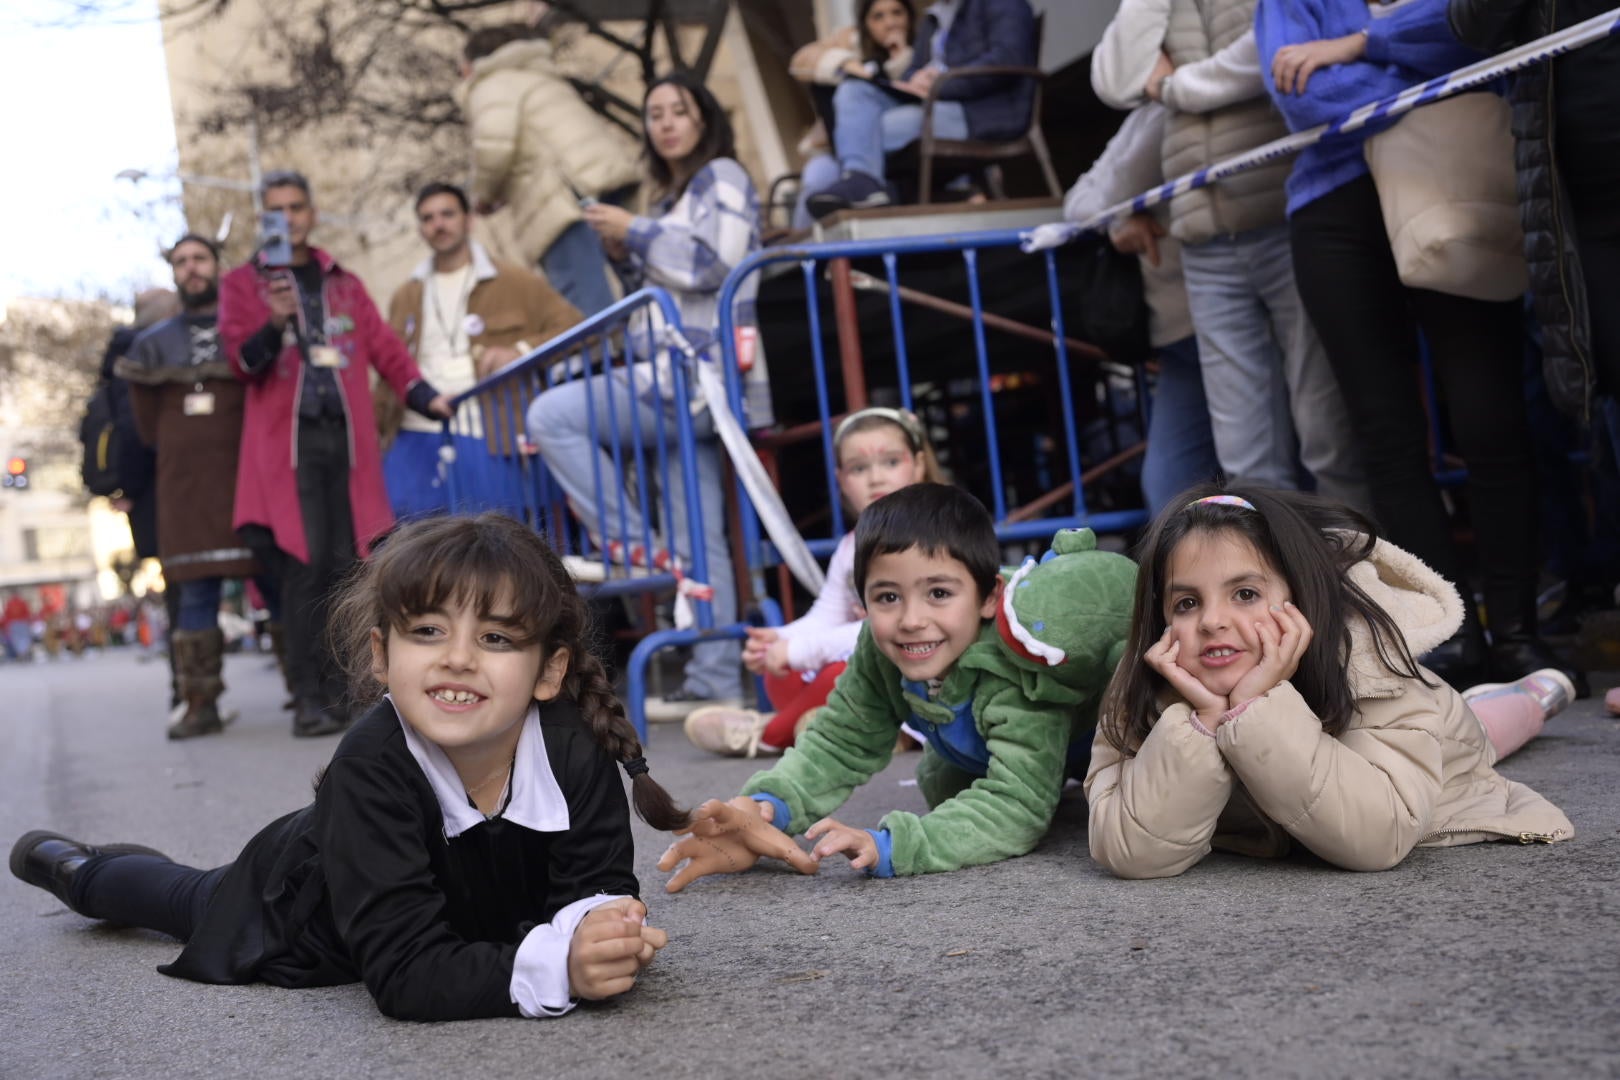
[3,456,28,490]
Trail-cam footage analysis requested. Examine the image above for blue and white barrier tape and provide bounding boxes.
[1023,6,1620,252]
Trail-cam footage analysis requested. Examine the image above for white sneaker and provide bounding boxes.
[644,690,742,724]
[684,706,781,758]
[1462,668,1576,717]
[560,555,608,583]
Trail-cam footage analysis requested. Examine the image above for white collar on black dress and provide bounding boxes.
[388,696,571,838]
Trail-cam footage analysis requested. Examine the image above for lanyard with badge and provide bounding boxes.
[183,324,218,417]
[427,264,477,355]
[278,269,346,371]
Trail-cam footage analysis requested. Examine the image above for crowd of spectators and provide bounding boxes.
[74,0,1618,746]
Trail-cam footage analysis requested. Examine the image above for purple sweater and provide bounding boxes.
[1255,0,1484,214]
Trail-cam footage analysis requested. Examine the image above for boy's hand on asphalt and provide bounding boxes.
[805,816,879,870]
[658,797,819,892]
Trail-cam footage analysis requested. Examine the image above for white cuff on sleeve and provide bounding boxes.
[509,893,630,1018]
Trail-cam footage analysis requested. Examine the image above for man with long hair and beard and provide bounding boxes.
[117,235,263,740]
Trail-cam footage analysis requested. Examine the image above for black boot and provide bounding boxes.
[267,622,295,711]
[1419,609,1490,690]
[9,831,168,910]
[1489,628,1590,699]
[292,697,348,738]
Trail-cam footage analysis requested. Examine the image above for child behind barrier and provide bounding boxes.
[683,406,945,758]
[1085,484,1574,880]
[10,514,682,1020]
[659,483,1137,888]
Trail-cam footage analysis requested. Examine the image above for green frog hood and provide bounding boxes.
[956,527,1138,706]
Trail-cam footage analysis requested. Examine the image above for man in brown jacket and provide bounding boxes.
[117,235,260,740]
[382,183,582,520]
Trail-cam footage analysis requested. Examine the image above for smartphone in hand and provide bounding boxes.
[258,210,293,268]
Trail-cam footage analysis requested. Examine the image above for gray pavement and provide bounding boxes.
[2,646,1617,1080]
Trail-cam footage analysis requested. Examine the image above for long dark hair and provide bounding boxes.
[856,0,916,65]
[641,70,735,200]
[331,513,688,831]
[1099,483,1429,754]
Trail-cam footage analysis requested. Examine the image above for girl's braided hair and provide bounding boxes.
[330,512,688,831]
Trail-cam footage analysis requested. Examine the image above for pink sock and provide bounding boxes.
[1469,690,1547,761]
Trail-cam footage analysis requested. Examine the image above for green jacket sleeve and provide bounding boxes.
[881,678,1073,876]
[739,628,904,833]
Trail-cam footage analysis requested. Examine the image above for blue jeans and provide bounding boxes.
[177,578,223,633]
[831,78,970,181]
[1141,335,1221,516]
[541,220,619,317]
[526,372,741,700]
[1179,223,1368,511]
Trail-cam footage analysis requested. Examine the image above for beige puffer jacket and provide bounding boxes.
[1159,0,1292,243]
[459,39,643,265]
[1085,536,1574,878]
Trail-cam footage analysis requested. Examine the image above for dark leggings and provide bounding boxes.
[1574,212,1620,402]
[69,854,229,942]
[1289,174,1539,629]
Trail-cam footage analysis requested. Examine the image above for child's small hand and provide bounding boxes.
[1229,600,1313,707]
[567,899,651,1000]
[1144,626,1228,724]
[762,638,793,677]
[804,816,879,870]
[657,797,819,893]
[742,627,778,674]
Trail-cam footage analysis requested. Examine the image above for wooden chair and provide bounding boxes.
[912,12,1061,203]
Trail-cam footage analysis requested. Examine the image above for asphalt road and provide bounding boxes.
[2,647,1617,1080]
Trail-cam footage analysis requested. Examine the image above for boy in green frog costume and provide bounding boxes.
[659,483,1137,888]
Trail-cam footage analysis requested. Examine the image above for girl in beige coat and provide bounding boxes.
[1085,484,1573,879]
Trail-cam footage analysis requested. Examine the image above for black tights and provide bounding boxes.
[69,854,229,942]
[1289,174,1539,630]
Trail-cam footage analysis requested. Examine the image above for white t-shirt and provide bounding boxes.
[402,267,479,434]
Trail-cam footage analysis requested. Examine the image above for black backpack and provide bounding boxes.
[80,379,124,496]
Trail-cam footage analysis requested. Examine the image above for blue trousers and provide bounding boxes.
[831,77,969,181]
[526,372,741,700]
[1141,335,1221,516]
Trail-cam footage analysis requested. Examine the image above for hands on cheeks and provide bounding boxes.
[566,897,668,1001]
[657,797,820,894]
[1144,627,1230,728]
[1270,33,1367,96]
[1228,600,1313,706]
[1144,602,1314,731]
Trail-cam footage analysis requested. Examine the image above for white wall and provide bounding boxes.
[1030,0,1119,71]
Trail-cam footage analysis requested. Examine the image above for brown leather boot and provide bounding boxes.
[167,627,225,740]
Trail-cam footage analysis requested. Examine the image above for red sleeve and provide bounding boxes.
[219,267,272,382]
[353,280,423,399]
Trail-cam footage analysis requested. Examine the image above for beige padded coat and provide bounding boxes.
[460,39,643,266]
[1085,536,1573,878]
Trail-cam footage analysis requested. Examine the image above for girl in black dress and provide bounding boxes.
[10,513,687,1020]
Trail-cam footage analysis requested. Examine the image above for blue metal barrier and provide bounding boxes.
[440,288,728,739]
[713,228,1150,588]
